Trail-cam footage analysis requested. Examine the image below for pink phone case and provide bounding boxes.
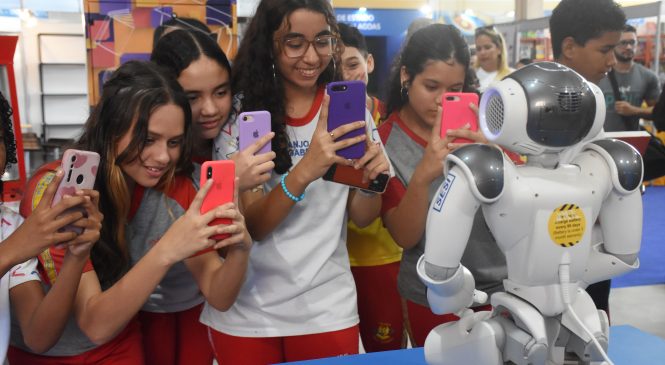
[53,149,100,234]
[327,81,367,159]
[440,92,479,143]
[239,111,272,154]
[200,160,235,241]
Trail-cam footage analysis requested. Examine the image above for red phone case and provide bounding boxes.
[200,160,235,240]
[440,92,479,143]
[322,164,390,193]
[53,149,100,234]
[239,111,272,154]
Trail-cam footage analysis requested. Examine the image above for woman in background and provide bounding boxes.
[474,26,514,92]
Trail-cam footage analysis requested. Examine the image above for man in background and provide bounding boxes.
[599,24,660,132]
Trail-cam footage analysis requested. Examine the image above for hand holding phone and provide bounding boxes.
[327,80,367,159]
[440,92,479,144]
[239,111,272,154]
[53,149,101,234]
[200,160,235,240]
[323,164,390,193]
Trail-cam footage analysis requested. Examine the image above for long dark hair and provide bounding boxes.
[0,91,18,196]
[232,0,341,174]
[152,16,212,50]
[75,61,193,288]
[385,24,472,116]
[151,28,231,81]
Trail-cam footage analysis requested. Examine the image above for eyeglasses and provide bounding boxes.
[277,34,337,59]
[618,39,637,47]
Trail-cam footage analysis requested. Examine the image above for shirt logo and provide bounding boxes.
[288,140,310,157]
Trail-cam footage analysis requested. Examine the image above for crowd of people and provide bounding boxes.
[0,0,659,364]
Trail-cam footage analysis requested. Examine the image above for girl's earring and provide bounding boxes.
[272,63,277,82]
[400,83,409,100]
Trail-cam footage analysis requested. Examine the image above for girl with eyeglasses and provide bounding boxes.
[201,0,391,363]
[474,26,514,92]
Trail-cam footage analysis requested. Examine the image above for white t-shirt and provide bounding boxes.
[0,205,41,362]
[203,89,384,337]
[476,68,499,93]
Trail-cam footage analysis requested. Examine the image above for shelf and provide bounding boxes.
[42,93,88,97]
[39,33,88,143]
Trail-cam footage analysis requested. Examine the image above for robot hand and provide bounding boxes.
[417,256,488,316]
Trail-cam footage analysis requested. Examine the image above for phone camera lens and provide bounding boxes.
[71,155,77,162]
[76,174,84,184]
[207,167,212,179]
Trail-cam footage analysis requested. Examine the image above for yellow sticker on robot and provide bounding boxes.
[548,204,586,248]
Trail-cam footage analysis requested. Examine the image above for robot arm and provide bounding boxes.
[582,140,643,287]
[418,145,504,315]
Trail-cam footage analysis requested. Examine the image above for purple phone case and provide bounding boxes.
[239,111,272,154]
[327,81,366,159]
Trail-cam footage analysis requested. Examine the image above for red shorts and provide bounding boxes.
[7,319,143,365]
[405,299,492,347]
[138,303,213,365]
[351,262,404,352]
[207,325,359,365]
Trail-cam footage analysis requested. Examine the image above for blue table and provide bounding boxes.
[282,326,665,364]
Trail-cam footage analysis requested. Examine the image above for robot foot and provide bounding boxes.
[565,310,610,364]
[423,311,502,365]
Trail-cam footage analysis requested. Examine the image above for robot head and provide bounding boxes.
[479,62,605,156]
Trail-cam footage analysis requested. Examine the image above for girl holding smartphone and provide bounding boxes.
[201,0,390,363]
[152,29,276,192]
[10,61,250,364]
[379,24,506,347]
[0,90,101,362]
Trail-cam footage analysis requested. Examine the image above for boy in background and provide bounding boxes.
[338,23,405,352]
[550,0,626,314]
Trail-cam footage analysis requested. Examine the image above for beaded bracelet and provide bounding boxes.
[280,172,305,202]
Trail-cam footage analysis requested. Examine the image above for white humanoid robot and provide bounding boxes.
[418,62,643,365]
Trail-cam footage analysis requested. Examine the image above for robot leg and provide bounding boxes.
[423,310,503,365]
[561,288,610,364]
[491,292,551,365]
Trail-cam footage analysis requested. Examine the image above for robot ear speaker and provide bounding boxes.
[483,93,505,136]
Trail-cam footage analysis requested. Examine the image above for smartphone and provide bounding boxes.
[323,163,390,193]
[441,92,479,144]
[52,149,101,234]
[327,80,367,159]
[200,160,235,241]
[239,110,272,154]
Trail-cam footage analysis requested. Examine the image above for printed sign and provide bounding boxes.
[548,204,586,248]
